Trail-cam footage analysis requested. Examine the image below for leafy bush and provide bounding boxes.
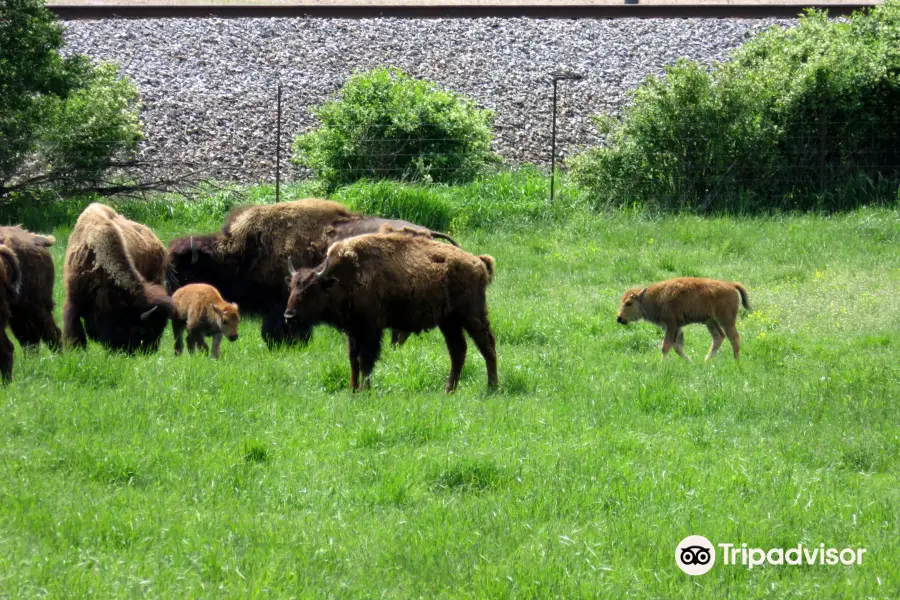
[0,0,142,197]
[569,2,900,213]
[293,67,497,191]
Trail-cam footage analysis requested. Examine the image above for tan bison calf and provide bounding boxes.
[171,283,240,359]
[616,277,750,361]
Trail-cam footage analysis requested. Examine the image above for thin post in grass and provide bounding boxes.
[549,70,583,203]
[275,81,282,203]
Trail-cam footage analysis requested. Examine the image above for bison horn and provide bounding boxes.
[190,236,199,265]
[140,306,158,321]
[288,257,297,277]
[314,256,331,279]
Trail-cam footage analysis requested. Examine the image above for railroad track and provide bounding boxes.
[48,2,879,20]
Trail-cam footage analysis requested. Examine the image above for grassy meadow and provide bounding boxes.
[0,180,898,597]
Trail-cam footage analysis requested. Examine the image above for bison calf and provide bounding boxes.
[284,229,498,393]
[616,277,750,360]
[171,284,240,359]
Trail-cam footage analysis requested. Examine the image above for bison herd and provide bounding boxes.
[0,198,750,389]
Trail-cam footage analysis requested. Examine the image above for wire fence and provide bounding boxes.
[2,85,899,208]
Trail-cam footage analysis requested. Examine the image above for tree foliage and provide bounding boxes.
[569,2,900,212]
[293,67,496,191]
[0,0,143,197]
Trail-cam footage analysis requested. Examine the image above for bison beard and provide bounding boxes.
[166,199,459,349]
[284,231,498,393]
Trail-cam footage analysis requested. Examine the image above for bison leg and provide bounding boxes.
[661,325,680,359]
[355,330,383,391]
[210,333,223,360]
[40,309,62,352]
[0,329,13,384]
[464,316,498,389]
[186,330,208,354]
[172,319,187,355]
[10,306,61,353]
[440,322,467,393]
[723,322,741,360]
[63,301,87,349]
[347,335,361,391]
[674,329,691,361]
[705,320,726,361]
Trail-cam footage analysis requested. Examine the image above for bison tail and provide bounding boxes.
[479,255,496,283]
[430,232,460,247]
[734,282,750,310]
[0,246,22,297]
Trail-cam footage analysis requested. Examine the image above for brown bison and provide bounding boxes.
[616,277,750,360]
[0,226,62,353]
[63,203,174,353]
[0,243,22,382]
[284,227,498,392]
[171,283,241,359]
[166,198,458,348]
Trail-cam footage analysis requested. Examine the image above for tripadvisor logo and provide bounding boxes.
[675,535,867,575]
[676,535,716,575]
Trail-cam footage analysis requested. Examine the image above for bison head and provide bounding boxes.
[90,286,175,353]
[283,258,338,325]
[212,302,241,342]
[617,287,646,325]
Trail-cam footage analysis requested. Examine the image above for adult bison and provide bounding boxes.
[167,199,458,347]
[63,203,174,353]
[0,243,22,383]
[0,226,62,353]
[284,226,498,392]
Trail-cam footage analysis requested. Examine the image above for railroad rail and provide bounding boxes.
[48,3,879,20]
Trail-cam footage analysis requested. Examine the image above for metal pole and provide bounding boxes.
[548,71,582,204]
[550,78,558,204]
[275,82,282,203]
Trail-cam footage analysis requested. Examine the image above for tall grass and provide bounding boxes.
[335,166,582,231]
[0,205,898,597]
[0,168,577,235]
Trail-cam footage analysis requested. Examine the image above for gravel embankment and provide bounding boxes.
[64,17,793,182]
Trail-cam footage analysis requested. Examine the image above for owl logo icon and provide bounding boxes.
[676,535,716,575]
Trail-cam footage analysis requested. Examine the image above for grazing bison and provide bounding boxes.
[0,244,22,383]
[171,283,240,359]
[616,277,750,360]
[284,227,498,392]
[0,226,62,352]
[63,203,174,353]
[167,198,458,348]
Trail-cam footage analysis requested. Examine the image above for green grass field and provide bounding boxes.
[1,188,898,597]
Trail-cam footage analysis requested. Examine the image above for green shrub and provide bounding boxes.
[569,2,900,213]
[0,0,143,197]
[292,67,497,191]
